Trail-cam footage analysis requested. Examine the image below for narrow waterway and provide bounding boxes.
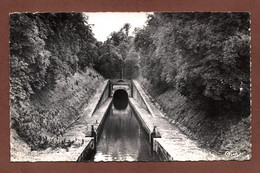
[94,104,157,161]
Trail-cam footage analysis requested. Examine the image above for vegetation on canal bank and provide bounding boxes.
[10,13,104,150]
[10,12,251,159]
[134,13,251,157]
[139,78,250,158]
[10,13,139,152]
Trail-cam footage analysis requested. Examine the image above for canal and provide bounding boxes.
[94,103,158,161]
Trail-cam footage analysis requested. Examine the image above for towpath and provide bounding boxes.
[130,80,222,161]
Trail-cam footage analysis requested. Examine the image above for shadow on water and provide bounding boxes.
[83,90,161,161]
[91,91,159,161]
[113,89,128,110]
[94,105,158,161]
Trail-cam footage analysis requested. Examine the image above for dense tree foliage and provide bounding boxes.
[94,41,123,78]
[10,12,250,154]
[10,13,101,150]
[94,23,140,79]
[10,13,98,103]
[134,12,250,117]
[10,14,140,150]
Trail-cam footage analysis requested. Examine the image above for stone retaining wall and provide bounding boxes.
[77,138,95,161]
[92,80,110,114]
[132,81,150,113]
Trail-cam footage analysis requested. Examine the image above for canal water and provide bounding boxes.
[94,104,157,161]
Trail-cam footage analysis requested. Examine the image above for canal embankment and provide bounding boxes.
[75,79,222,161]
[10,69,105,161]
[11,79,112,161]
[130,80,222,161]
[62,79,112,161]
[137,77,251,160]
[11,78,225,161]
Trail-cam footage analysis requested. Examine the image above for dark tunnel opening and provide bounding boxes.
[113,89,128,110]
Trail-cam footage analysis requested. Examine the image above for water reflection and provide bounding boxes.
[94,104,155,161]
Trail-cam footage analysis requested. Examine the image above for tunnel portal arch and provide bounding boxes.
[110,80,132,97]
[113,89,129,110]
[113,89,128,97]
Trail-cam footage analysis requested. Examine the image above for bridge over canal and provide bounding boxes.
[61,79,219,161]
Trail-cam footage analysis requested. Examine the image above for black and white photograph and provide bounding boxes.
[9,12,251,162]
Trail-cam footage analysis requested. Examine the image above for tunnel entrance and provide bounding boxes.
[113,89,128,110]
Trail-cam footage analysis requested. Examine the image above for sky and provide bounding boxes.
[84,12,151,42]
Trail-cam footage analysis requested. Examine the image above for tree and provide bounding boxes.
[134,12,250,117]
[94,23,138,79]
[10,12,100,150]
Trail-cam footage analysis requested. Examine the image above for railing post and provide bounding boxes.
[91,125,97,152]
[151,126,161,154]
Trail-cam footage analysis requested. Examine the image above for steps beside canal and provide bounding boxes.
[130,80,221,161]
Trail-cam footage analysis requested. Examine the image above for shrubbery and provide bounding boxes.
[10,13,103,150]
[135,12,250,118]
[135,13,250,155]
